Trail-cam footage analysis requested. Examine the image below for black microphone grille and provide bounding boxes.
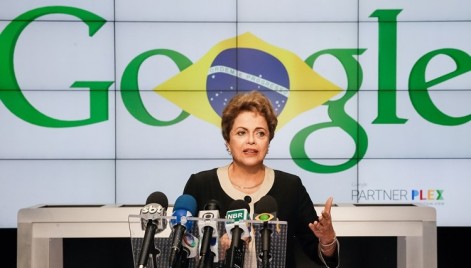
[254,195,278,214]
[227,199,250,215]
[204,199,221,210]
[145,191,169,209]
[244,195,252,203]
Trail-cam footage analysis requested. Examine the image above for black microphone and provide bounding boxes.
[254,195,278,268]
[138,191,169,268]
[197,199,221,268]
[224,199,251,268]
[169,194,197,268]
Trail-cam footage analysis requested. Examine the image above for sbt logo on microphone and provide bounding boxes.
[226,209,247,222]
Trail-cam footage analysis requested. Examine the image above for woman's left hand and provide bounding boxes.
[308,196,336,244]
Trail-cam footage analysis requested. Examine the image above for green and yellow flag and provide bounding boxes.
[154,32,342,130]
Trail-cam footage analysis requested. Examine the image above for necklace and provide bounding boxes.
[230,178,264,190]
[227,163,265,190]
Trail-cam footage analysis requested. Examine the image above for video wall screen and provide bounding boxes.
[1,0,471,228]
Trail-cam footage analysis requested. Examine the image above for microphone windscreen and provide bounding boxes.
[174,194,197,216]
[204,199,221,211]
[254,195,277,214]
[146,191,169,209]
[227,199,250,216]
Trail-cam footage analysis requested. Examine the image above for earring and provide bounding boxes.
[226,147,232,155]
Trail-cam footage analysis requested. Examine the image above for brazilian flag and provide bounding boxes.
[154,32,342,130]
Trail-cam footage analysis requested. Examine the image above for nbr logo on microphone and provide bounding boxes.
[226,209,247,222]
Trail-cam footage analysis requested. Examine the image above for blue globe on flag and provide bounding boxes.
[206,48,290,116]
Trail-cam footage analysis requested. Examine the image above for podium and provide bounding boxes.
[17,203,437,268]
[128,214,288,268]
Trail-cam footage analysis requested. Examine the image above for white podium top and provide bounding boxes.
[17,203,437,268]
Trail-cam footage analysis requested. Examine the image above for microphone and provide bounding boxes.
[169,194,197,268]
[254,195,278,268]
[224,199,251,268]
[182,232,199,259]
[197,200,221,268]
[138,191,169,268]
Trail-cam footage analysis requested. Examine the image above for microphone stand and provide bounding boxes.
[260,221,272,268]
[148,242,159,268]
[199,251,216,268]
[138,221,159,268]
[224,226,245,268]
[198,226,215,268]
[171,244,189,268]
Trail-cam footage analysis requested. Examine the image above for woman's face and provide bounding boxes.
[227,110,270,168]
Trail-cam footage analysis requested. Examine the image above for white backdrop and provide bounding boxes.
[1,0,470,228]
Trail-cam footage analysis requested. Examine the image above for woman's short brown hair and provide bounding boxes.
[221,90,278,142]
